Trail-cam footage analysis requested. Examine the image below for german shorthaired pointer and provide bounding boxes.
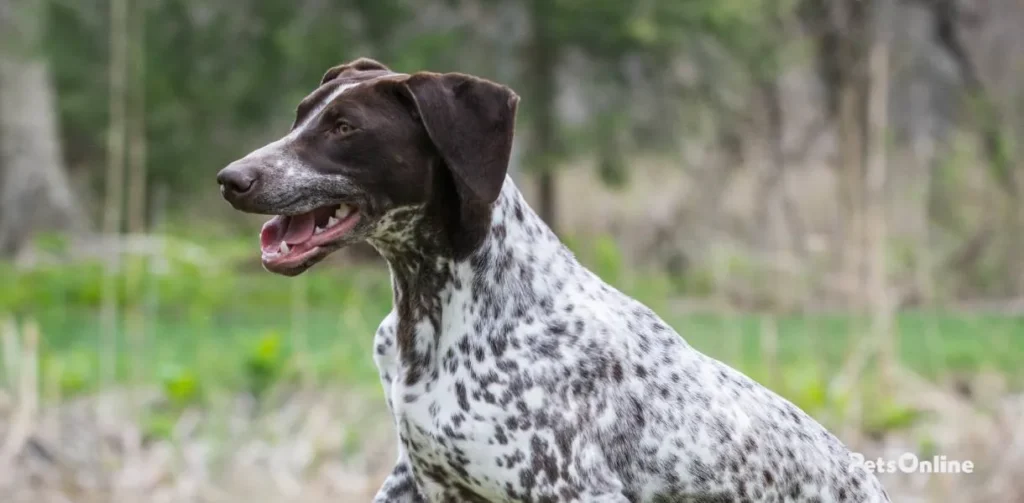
[216,58,891,502]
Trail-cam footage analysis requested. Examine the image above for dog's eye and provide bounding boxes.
[333,121,355,136]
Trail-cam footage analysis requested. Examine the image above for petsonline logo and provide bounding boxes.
[849,452,974,475]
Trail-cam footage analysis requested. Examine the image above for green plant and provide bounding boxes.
[591,234,625,285]
[676,266,717,297]
[862,400,924,437]
[142,411,178,441]
[244,331,288,398]
[159,363,203,408]
[917,434,939,459]
[42,351,94,397]
[778,363,831,416]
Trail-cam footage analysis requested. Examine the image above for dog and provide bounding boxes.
[216,58,891,502]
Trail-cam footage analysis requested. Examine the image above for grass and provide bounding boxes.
[17,299,1024,399]
[676,311,1024,380]
[3,233,1023,406]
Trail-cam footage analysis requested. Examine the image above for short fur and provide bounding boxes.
[216,58,891,502]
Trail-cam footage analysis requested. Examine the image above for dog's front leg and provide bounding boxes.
[372,456,427,503]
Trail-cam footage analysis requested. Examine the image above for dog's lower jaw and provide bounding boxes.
[258,205,362,275]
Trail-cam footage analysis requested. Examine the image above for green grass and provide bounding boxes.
[673,311,1024,381]
[15,300,1024,399]
[31,307,386,393]
[3,233,1023,409]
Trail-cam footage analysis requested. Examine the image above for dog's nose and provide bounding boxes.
[216,162,259,200]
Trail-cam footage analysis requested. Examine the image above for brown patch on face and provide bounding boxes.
[288,80,440,213]
[216,57,521,274]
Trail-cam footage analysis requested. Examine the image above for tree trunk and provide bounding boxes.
[527,0,559,234]
[758,78,808,259]
[124,0,148,430]
[0,0,84,257]
[804,0,871,308]
[100,0,129,389]
[865,0,894,383]
[837,78,866,306]
[908,77,935,304]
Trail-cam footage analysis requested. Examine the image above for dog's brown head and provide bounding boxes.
[216,58,519,276]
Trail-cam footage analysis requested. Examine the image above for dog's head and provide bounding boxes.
[216,58,519,276]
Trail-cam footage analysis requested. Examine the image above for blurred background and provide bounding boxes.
[0,0,1022,501]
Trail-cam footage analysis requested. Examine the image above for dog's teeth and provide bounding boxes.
[335,204,350,219]
[327,216,339,228]
[279,242,289,254]
[314,226,324,235]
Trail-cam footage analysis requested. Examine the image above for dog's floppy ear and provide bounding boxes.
[320,58,391,86]
[400,72,519,220]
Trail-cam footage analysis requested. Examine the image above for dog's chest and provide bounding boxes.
[373,309,525,499]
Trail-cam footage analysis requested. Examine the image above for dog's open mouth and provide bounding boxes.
[259,203,360,272]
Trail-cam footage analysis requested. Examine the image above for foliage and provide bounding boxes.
[41,351,93,396]
[778,362,835,417]
[243,331,287,398]
[38,0,791,217]
[44,0,435,205]
[0,236,391,317]
[159,362,204,408]
[862,399,926,438]
[4,228,1021,404]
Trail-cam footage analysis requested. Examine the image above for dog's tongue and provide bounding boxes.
[260,213,316,252]
[282,213,316,244]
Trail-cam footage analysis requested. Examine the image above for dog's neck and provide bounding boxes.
[370,177,572,384]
